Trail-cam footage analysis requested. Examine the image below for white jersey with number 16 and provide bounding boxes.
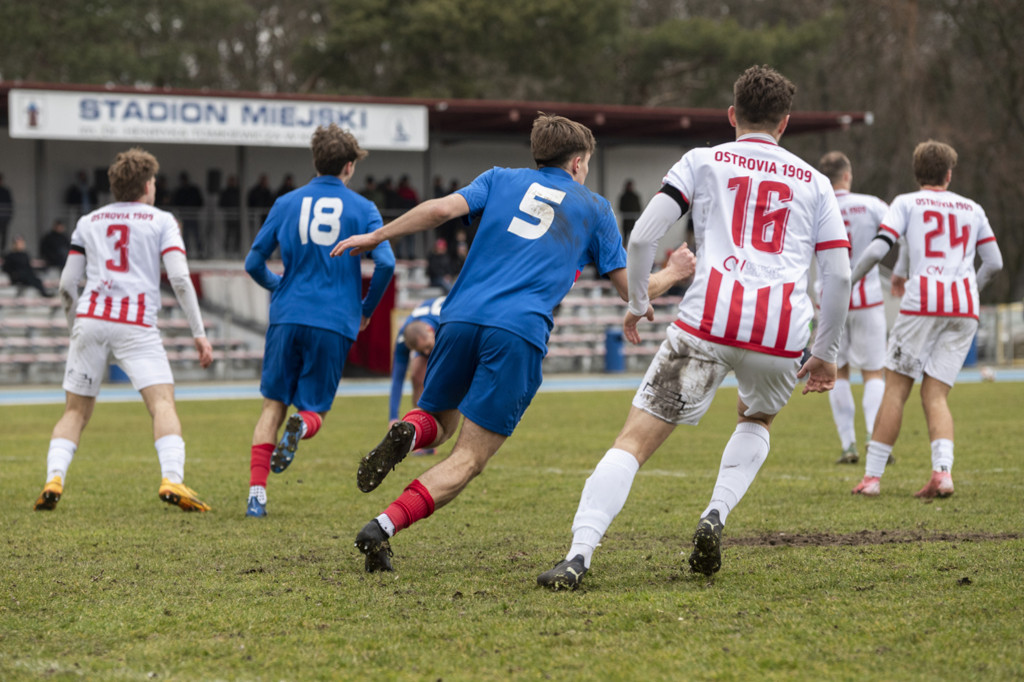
[665,133,849,358]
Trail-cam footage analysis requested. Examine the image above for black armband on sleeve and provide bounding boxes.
[69,244,85,254]
[873,232,895,248]
[658,184,689,214]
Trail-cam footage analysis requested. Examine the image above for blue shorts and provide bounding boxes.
[261,323,353,412]
[417,322,544,437]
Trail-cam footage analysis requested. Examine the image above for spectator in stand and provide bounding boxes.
[431,175,446,199]
[154,174,169,208]
[0,173,13,252]
[64,171,97,219]
[275,173,297,200]
[380,177,400,219]
[452,229,470,276]
[247,174,274,232]
[219,175,242,256]
[361,176,385,210]
[426,238,454,293]
[396,175,420,208]
[618,179,642,246]
[172,172,205,258]
[3,234,53,297]
[39,219,71,270]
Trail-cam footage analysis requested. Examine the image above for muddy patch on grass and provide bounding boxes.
[727,529,1021,548]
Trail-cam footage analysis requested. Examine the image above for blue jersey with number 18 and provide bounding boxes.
[445,166,626,352]
[249,175,395,340]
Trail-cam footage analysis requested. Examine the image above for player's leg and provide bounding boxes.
[861,369,885,447]
[248,398,288,517]
[357,322,477,493]
[138,382,209,512]
[541,326,728,589]
[35,391,96,510]
[851,306,888,459]
[37,319,106,510]
[912,318,973,498]
[408,354,435,456]
[356,326,539,573]
[687,346,796,576]
[271,326,350,474]
[829,363,858,463]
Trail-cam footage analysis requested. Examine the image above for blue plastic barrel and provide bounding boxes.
[604,327,625,373]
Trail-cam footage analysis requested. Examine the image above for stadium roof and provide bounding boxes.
[0,81,871,145]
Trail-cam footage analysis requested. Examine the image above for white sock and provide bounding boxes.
[864,441,893,478]
[155,434,186,484]
[931,439,954,473]
[46,438,77,482]
[249,485,267,504]
[376,513,396,537]
[829,378,857,448]
[702,422,770,525]
[569,448,640,568]
[862,378,885,439]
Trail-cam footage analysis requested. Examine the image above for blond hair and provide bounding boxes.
[108,148,158,202]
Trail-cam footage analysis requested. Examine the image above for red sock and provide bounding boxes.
[402,409,438,450]
[382,479,435,534]
[250,443,274,487]
[299,411,322,439]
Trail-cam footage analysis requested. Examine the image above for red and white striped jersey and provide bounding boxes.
[70,202,185,327]
[668,133,849,357]
[834,190,888,309]
[880,189,995,319]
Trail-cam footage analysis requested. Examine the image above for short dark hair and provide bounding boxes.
[733,65,796,129]
[818,151,852,184]
[311,123,368,176]
[530,113,596,169]
[913,140,957,186]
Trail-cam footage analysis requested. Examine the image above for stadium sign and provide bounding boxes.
[7,88,429,151]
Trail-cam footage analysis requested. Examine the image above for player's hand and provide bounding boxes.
[331,233,381,258]
[796,355,836,394]
[359,315,371,332]
[664,243,696,282]
[891,274,907,297]
[623,307,654,345]
[194,337,214,369]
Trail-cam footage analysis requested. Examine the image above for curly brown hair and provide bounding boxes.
[733,65,797,129]
[913,140,957,186]
[108,148,158,202]
[312,123,368,176]
[530,113,596,169]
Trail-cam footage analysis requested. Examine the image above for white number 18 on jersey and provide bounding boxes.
[299,196,343,245]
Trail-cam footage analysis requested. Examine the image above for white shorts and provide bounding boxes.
[838,305,887,371]
[63,318,174,397]
[632,324,801,425]
[884,314,978,387]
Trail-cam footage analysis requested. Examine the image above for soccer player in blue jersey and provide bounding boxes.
[388,297,444,455]
[332,113,695,573]
[244,123,395,518]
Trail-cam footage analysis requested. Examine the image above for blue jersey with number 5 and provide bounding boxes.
[248,175,395,340]
[445,166,625,351]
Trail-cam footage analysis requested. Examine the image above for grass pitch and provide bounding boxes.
[1,381,1022,680]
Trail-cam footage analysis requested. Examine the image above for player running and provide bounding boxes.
[850,140,1002,499]
[538,65,852,588]
[332,113,696,574]
[34,147,214,512]
[243,123,395,518]
[817,151,890,465]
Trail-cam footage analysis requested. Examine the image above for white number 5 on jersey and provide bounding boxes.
[299,196,343,245]
[507,182,566,240]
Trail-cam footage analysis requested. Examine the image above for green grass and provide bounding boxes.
[1,381,1022,680]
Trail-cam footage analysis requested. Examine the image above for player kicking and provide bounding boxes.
[851,140,1002,498]
[332,113,695,573]
[538,65,851,589]
[34,148,214,512]
[243,124,394,518]
[388,296,443,455]
[817,152,890,465]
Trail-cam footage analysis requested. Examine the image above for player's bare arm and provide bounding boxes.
[332,194,469,257]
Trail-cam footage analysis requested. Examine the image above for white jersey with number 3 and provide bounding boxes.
[70,202,185,327]
[666,133,849,357]
[880,189,995,319]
